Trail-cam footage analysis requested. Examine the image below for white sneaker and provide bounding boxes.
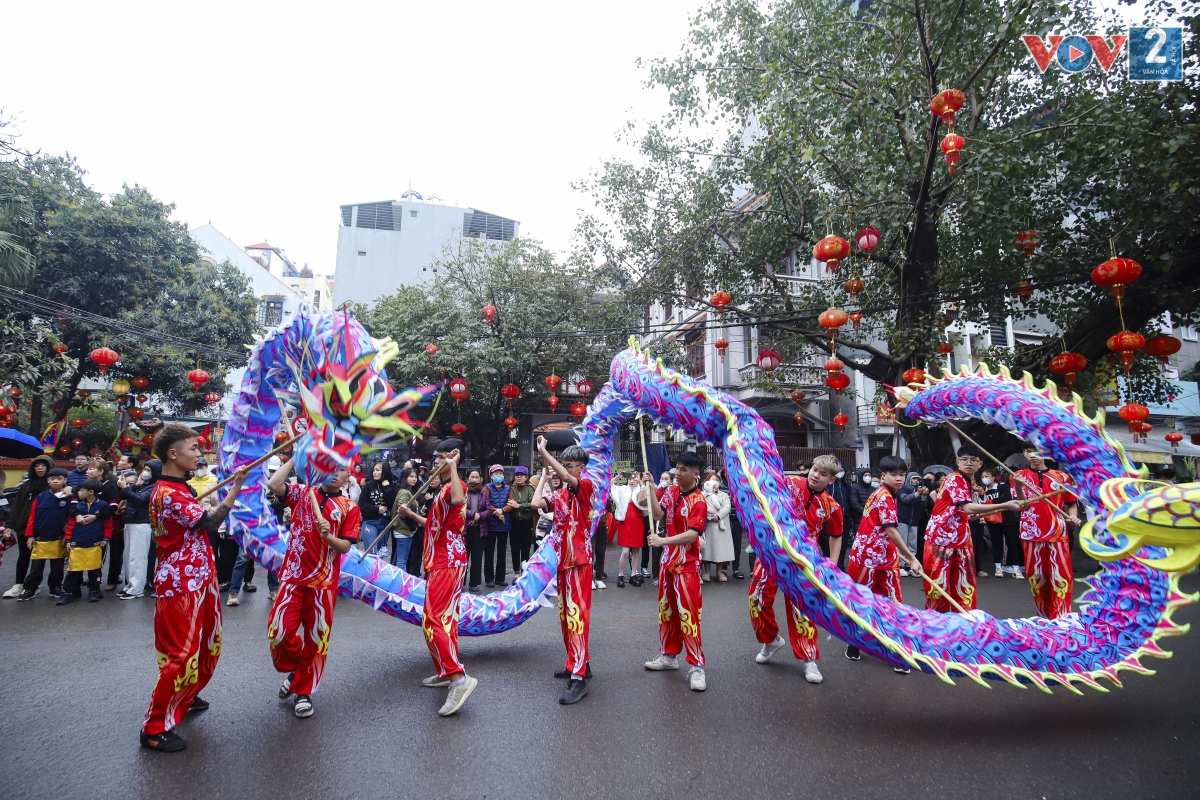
[644,654,680,671]
[595,580,606,589]
[226,593,239,606]
[438,675,478,716]
[689,667,707,692]
[3,583,25,598]
[756,636,786,664]
[899,568,910,577]
[422,674,452,688]
[1013,570,1026,580]
[641,567,651,577]
[803,661,824,684]
[994,568,1004,578]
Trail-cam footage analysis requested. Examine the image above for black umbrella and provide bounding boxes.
[539,427,581,450]
[0,428,45,459]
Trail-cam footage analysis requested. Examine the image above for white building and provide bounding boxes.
[245,241,334,312]
[333,193,519,307]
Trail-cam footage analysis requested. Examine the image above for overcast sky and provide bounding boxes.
[3,0,705,276]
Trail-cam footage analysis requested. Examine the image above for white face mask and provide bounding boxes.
[140,471,152,481]
[835,472,845,479]
[982,477,995,486]
[703,481,718,494]
[659,479,670,488]
[862,476,873,484]
[196,467,208,476]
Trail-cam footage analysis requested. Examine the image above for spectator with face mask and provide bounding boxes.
[116,459,160,599]
[700,472,733,581]
[484,465,512,587]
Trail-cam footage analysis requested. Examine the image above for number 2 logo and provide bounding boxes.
[1144,27,1168,64]
[1129,26,1182,81]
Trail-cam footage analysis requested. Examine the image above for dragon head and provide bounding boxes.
[1081,479,1200,572]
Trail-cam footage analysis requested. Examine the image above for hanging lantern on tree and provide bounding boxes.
[1092,257,1142,299]
[818,306,849,341]
[1165,431,1184,452]
[794,412,806,428]
[204,391,222,405]
[482,304,497,325]
[119,434,134,449]
[1144,335,1182,366]
[790,389,806,404]
[547,395,560,413]
[848,312,864,331]
[1134,420,1153,442]
[855,226,880,255]
[504,415,519,433]
[570,401,588,417]
[1107,331,1145,375]
[940,133,966,175]
[1118,402,1150,438]
[1012,281,1034,306]
[1014,230,1039,258]
[131,376,149,389]
[77,389,91,401]
[89,347,119,374]
[1048,351,1088,388]
[449,377,470,404]
[128,408,145,420]
[72,419,87,428]
[576,378,593,397]
[902,367,926,385]
[709,291,732,314]
[842,277,865,302]
[813,235,851,272]
[274,430,290,445]
[938,342,954,356]
[7,387,22,398]
[825,371,850,398]
[52,343,68,355]
[0,405,11,418]
[756,348,782,372]
[824,356,845,373]
[58,444,71,454]
[135,394,148,404]
[714,337,729,359]
[425,343,439,356]
[544,373,562,394]
[111,378,131,396]
[500,383,521,407]
[451,422,468,436]
[187,368,210,392]
[832,413,850,433]
[0,417,14,428]
[929,88,965,125]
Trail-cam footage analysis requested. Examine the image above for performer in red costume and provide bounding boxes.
[845,454,921,672]
[266,459,361,719]
[141,424,249,753]
[1013,443,1081,619]
[645,451,709,691]
[396,439,475,716]
[749,454,844,684]
[923,444,1020,613]
[532,437,595,705]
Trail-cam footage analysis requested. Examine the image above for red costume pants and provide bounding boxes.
[557,564,592,676]
[747,560,819,661]
[143,582,222,735]
[423,566,466,678]
[267,582,336,696]
[1023,540,1073,619]
[847,560,903,603]
[922,544,977,612]
[658,569,705,667]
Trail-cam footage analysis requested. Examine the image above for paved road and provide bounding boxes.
[1,548,1197,800]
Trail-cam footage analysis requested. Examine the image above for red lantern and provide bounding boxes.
[482,304,497,325]
[545,373,562,394]
[929,88,965,125]
[547,395,560,412]
[570,401,588,417]
[187,368,210,392]
[714,337,730,358]
[1092,257,1142,298]
[119,434,134,449]
[449,378,470,404]
[794,412,806,428]
[855,226,880,253]
[1014,230,1039,257]
[72,419,87,428]
[1165,432,1184,452]
[128,408,145,420]
[58,444,71,454]
[451,422,468,436]
[756,348,782,372]
[74,389,90,401]
[500,383,521,407]
[842,277,865,302]
[709,291,732,313]
[1134,420,1153,442]
[1048,351,1088,388]
[131,376,149,389]
[89,347,119,374]
[576,378,593,397]
[52,343,68,355]
[818,306,849,338]
[1012,281,1034,306]
[425,343,439,356]
[790,389,806,404]
[1107,331,1145,375]
[204,391,223,405]
[825,371,850,398]
[8,387,23,398]
[832,412,850,434]
[1118,403,1150,439]
[0,405,11,418]
[940,133,965,175]
[504,415,519,432]
[135,394,147,403]
[824,356,845,373]
[142,434,155,446]
[938,342,954,355]
[813,235,851,272]
[274,430,290,445]
[0,417,14,428]
[902,368,926,385]
[71,438,84,448]
[848,312,864,331]
[1192,432,1200,447]
[1144,335,1182,365]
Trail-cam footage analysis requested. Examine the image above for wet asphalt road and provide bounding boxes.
[1,548,1198,800]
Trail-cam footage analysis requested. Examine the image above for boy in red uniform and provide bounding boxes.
[645,451,709,691]
[531,438,595,705]
[1013,443,1081,618]
[397,439,474,716]
[266,458,361,718]
[845,454,921,672]
[141,424,250,752]
[749,454,843,684]
[923,445,1021,613]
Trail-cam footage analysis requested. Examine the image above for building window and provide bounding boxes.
[1182,326,1199,341]
[259,298,284,327]
[410,210,418,217]
[684,330,705,379]
[340,206,352,226]
[462,210,517,241]
[313,290,321,307]
[354,202,401,231]
[357,250,367,256]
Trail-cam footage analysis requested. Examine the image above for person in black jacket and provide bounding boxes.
[848,468,875,526]
[358,460,399,559]
[3,454,57,598]
[117,459,160,599]
[979,465,1024,578]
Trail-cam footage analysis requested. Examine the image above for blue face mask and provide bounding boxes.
[492,475,504,485]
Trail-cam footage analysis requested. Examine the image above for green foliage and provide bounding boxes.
[358,236,655,462]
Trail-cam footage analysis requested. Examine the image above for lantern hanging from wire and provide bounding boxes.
[902,367,926,385]
[818,306,849,340]
[204,391,223,405]
[500,383,521,408]
[855,226,880,255]
[449,377,470,404]
[790,389,806,405]
[127,408,145,420]
[938,342,954,356]
[794,412,806,429]
[1107,331,1145,375]
[111,378,131,396]
[570,401,587,417]
[576,378,593,397]
[1092,256,1142,300]
[842,277,865,303]
[1144,335,1181,366]
[451,422,468,436]
[547,395,560,413]
[187,368,210,392]
[545,373,562,394]
[813,235,851,273]
[832,412,850,434]
[824,356,845,373]
[1165,431,1184,452]
[1014,230,1039,258]
[848,312,864,331]
[825,371,850,398]
[709,291,732,315]
[1048,351,1088,388]
[940,133,965,175]
[930,88,965,126]
[8,387,23,398]
[131,376,149,389]
[1118,402,1150,439]
[90,347,119,374]
[756,348,782,372]
[504,416,519,438]
[424,343,438,356]
[52,343,68,355]
[77,389,91,401]
[1012,281,1034,306]
[714,337,729,359]
[482,304,497,325]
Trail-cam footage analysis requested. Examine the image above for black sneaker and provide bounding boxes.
[188,696,210,713]
[469,585,480,593]
[88,589,102,602]
[845,646,862,661]
[617,576,625,588]
[554,663,594,679]
[495,580,508,587]
[56,593,73,606]
[140,730,187,752]
[293,694,313,718]
[278,672,295,700]
[243,583,258,593]
[559,678,588,705]
[893,666,911,675]
[631,574,644,587]
[17,589,37,602]
[485,581,495,588]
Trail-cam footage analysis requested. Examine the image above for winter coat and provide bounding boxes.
[64,499,113,548]
[849,469,875,517]
[828,475,850,518]
[66,466,89,490]
[359,478,398,522]
[7,455,56,534]
[464,487,492,536]
[27,488,72,541]
[119,459,162,525]
[897,472,925,526]
[485,483,512,533]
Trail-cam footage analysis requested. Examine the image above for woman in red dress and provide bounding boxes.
[614,472,650,587]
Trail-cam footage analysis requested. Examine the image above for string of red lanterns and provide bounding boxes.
[930,88,966,175]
